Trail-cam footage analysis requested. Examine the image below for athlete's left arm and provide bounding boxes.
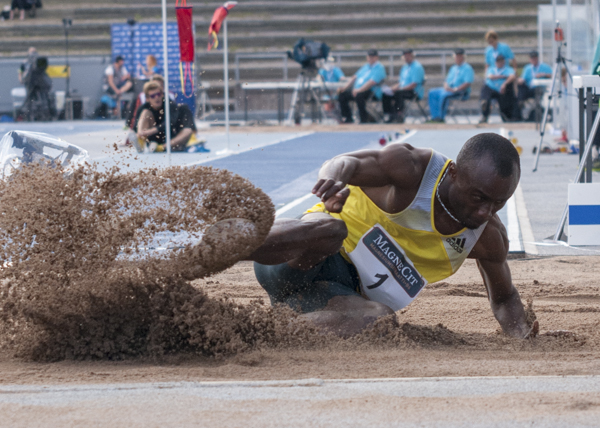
[468,216,538,339]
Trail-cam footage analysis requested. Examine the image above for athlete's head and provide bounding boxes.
[447,133,521,229]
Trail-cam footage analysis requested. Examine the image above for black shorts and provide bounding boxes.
[254,253,362,313]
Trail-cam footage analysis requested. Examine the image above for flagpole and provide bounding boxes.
[224,19,230,152]
[161,0,172,166]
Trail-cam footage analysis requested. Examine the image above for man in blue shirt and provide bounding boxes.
[479,54,517,123]
[319,56,345,83]
[338,49,386,123]
[427,48,474,122]
[517,50,552,120]
[484,31,516,71]
[381,48,425,123]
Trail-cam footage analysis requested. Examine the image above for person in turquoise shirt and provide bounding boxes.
[382,48,425,123]
[484,31,516,71]
[517,50,552,120]
[479,54,517,123]
[338,49,386,123]
[427,48,474,122]
[319,56,345,83]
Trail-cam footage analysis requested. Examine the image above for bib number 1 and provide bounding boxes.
[347,225,427,311]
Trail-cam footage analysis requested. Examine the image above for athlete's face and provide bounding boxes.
[447,157,519,229]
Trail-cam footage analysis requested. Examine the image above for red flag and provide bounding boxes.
[207,1,237,51]
[176,0,195,97]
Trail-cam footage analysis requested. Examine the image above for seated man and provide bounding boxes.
[427,48,474,122]
[382,48,425,123]
[134,81,195,153]
[479,55,517,123]
[102,55,133,117]
[338,49,386,124]
[517,50,552,121]
[247,133,537,339]
[318,56,344,83]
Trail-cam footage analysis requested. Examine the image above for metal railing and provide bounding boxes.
[233,47,534,83]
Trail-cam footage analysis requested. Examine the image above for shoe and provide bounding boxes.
[185,218,260,280]
[340,118,354,124]
[478,116,488,124]
[187,145,210,153]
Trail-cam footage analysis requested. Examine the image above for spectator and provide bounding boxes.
[427,48,474,122]
[138,55,162,80]
[517,50,552,121]
[9,0,25,20]
[134,81,195,153]
[318,56,344,83]
[479,54,517,123]
[18,47,37,85]
[102,55,133,116]
[21,56,55,121]
[484,31,516,71]
[381,48,425,123]
[126,74,175,129]
[337,48,386,124]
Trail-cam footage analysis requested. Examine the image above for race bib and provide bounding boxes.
[347,224,427,311]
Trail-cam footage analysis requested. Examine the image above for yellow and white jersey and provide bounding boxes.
[306,150,487,311]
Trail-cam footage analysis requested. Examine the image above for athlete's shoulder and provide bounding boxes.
[468,214,508,262]
[379,143,433,188]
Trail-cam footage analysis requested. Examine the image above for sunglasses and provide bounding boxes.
[148,91,163,99]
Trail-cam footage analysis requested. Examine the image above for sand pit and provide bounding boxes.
[0,254,598,384]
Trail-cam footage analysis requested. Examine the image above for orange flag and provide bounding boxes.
[207,1,237,51]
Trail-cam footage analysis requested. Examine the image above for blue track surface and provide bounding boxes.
[204,132,379,195]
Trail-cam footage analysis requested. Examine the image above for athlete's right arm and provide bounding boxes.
[312,143,427,213]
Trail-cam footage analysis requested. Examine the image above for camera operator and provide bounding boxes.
[337,49,386,124]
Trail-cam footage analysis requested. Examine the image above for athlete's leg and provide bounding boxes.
[248,212,348,270]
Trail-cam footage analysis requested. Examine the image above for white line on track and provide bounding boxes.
[183,131,315,167]
[514,183,538,255]
[275,192,316,217]
[506,194,523,253]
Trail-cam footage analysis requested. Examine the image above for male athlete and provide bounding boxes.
[248,133,538,339]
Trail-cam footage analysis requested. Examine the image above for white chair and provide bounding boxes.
[11,87,26,119]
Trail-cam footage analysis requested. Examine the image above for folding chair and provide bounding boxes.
[404,96,429,123]
[364,92,384,123]
[446,92,472,124]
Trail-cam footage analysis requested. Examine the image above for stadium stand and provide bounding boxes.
[0,0,549,115]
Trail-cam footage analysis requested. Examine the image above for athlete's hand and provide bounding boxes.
[322,187,350,213]
[523,320,539,339]
[312,179,350,213]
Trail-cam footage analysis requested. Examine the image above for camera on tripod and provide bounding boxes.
[554,21,564,42]
[287,38,330,72]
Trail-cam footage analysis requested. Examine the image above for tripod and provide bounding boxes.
[532,22,573,172]
[62,18,73,120]
[287,65,336,125]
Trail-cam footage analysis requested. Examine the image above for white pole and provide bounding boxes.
[161,0,172,165]
[224,19,230,152]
